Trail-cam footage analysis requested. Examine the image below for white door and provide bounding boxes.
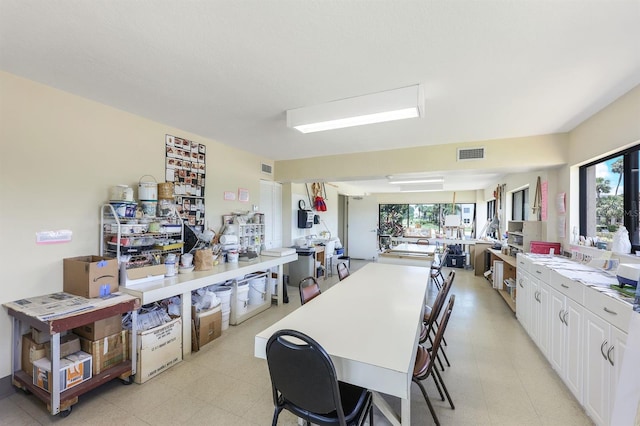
[260,180,283,249]
[347,196,379,260]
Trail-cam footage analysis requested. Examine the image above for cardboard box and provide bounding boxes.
[33,351,92,392]
[79,330,128,375]
[73,314,122,341]
[45,333,80,359]
[191,306,222,352]
[135,317,182,384]
[121,263,166,287]
[22,334,46,377]
[63,256,119,298]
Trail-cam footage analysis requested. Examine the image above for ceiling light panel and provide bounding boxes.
[287,84,424,133]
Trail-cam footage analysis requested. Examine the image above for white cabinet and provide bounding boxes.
[516,254,549,357]
[583,289,629,426]
[547,270,586,402]
[507,220,542,253]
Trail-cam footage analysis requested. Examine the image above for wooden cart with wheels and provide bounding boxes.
[4,293,139,417]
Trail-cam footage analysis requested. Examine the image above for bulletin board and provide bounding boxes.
[165,134,206,229]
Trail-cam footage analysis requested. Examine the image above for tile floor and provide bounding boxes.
[0,260,592,425]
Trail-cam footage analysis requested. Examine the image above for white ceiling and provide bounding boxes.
[1,1,639,193]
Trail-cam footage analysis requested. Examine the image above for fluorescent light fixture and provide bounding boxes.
[388,177,444,185]
[398,182,444,192]
[287,84,424,133]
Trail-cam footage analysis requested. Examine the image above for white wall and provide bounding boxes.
[0,71,273,378]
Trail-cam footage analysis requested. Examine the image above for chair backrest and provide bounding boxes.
[425,271,455,335]
[299,276,321,305]
[431,295,455,358]
[266,329,347,424]
[416,238,430,245]
[337,262,350,281]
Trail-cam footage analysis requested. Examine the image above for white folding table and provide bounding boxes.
[254,262,429,425]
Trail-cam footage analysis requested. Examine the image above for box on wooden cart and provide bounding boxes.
[32,351,92,392]
[79,330,128,375]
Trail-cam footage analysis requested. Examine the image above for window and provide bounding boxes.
[486,199,497,238]
[379,203,476,237]
[512,188,529,221]
[580,145,640,250]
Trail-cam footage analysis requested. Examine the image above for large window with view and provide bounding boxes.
[379,203,476,238]
[580,145,640,251]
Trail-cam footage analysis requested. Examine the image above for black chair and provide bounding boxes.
[413,295,456,426]
[337,262,350,281]
[266,329,373,426]
[299,276,321,305]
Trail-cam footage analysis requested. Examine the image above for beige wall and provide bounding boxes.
[275,133,568,183]
[0,71,273,378]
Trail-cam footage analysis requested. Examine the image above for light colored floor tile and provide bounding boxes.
[0,261,594,425]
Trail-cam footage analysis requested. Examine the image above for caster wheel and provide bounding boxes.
[58,406,72,418]
[20,388,32,395]
[120,376,134,385]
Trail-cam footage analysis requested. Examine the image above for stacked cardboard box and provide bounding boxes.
[32,351,92,392]
[79,330,128,375]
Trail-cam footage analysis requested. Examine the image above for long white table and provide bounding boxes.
[254,263,429,426]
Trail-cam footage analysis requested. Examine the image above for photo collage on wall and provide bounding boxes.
[165,134,206,230]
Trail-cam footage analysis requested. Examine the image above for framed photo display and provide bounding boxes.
[165,134,206,229]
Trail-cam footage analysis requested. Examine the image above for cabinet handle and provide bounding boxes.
[536,291,541,303]
[600,340,608,360]
[519,279,524,288]
[563,311,569,326]
[603,307,618,315]
[607,346,615,367]
[536,270,542,274]
[561,284,569,289]
[559,309,565,324]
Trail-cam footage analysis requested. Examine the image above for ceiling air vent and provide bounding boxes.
[457,147,485,161]
[261,163,273,175]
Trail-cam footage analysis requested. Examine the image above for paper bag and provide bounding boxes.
[194,249,214,271]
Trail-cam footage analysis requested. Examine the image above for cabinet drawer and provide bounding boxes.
[516,253,530,273]
[585,287,632,333]
[530,263,549,282]
[548,270,585,304]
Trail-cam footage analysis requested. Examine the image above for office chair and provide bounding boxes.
[299,276,321,305]
[413,295,456,426]
[337,262,350,281]
[266,329,373,426]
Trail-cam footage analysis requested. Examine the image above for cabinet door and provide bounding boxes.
[516,270,530,332]
[529,277,540,342]
[608,325,628,417]
[564,298,583,402]
[583,310,610,426]
[537,282,551,359]
[549,286,565,372]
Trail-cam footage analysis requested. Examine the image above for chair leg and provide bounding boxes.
[413,377,441,426]
[430,370,445,401]
[429,322,451,368]
[434,367,455,410]
[272,407,281,426]
[435,319,448,347]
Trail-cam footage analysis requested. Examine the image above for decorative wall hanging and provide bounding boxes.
[165,134,206,230]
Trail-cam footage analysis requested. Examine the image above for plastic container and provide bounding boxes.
[227,251,239,263]
[234,282,249,316]
[138,175,158,201]
[213,287,232,311]
[221,307,231,330]
[140,200,157,217]
[248,275,267,305]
